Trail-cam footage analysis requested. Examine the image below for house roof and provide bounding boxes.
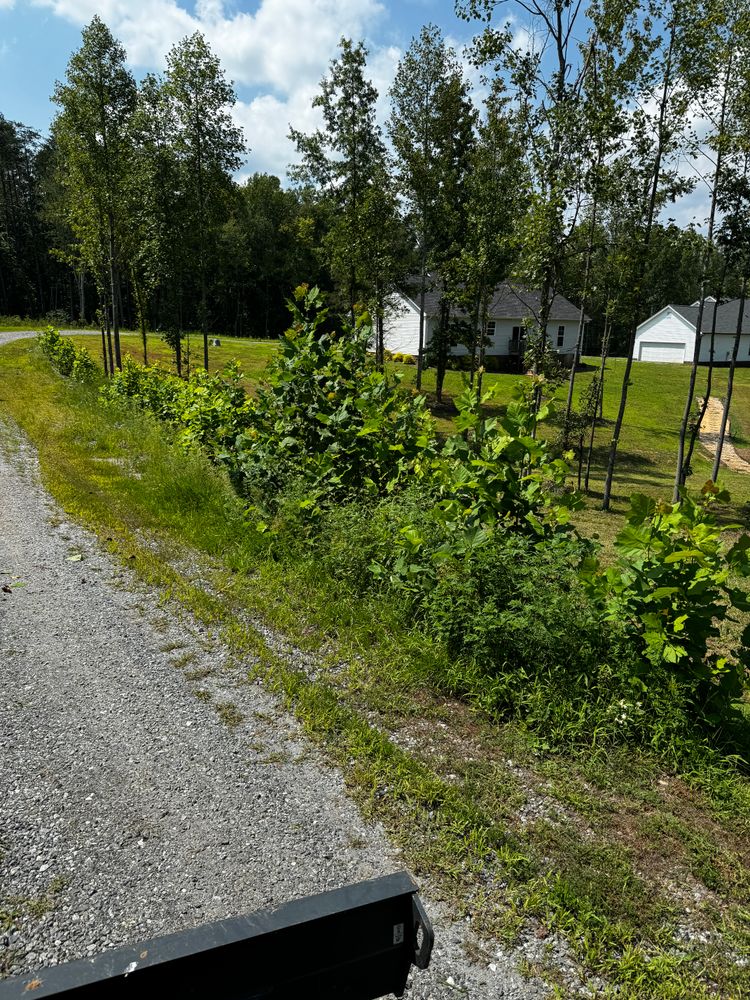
[671,299,750,335]
[400,278,588,324]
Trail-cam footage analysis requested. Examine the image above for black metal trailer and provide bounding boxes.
[0,872,433,999]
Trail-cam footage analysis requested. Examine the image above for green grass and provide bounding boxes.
[0,316,55,331]
[0,338,748,997]
[393,359,750,540]
[68,331,279,382]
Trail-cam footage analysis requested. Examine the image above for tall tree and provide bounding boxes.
[452,83,524,398]
[561,0,643,439]
[601,4,702,510]
[52,15,137,369]
[676,4,750,493]
[461,0,600,393]
[165,32,245,369]
[358,159,411,368]
[388,24,475,389]
[290,38,384,319]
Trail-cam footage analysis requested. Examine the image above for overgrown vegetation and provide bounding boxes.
[88,294,750,757]
[2,327,749,997]
[38,325,97,382]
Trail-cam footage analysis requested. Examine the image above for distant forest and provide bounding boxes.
[1,2,748,363]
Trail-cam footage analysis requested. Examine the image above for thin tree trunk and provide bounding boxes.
[131,269,148,365]
[674,54,732,498]
[598,324,609,419]
[436,299,449,403]
[477,295,489,401]
[107,211,122,370]
[712,276,747,481]
[602,25,675,511]
[584,313,611,493]
[101,323,109,377]
[684,284,723,477]
[140,294,148,366]
[563,189,598,445]
[375,281,385,372]
[78,270,86,323]
[105,300,114,375]
[417,246,426,390]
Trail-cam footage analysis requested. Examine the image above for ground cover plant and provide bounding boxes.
[1,316,749,997]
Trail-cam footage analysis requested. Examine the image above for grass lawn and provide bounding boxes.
[0,317,55,331]
[1,337,748,998]
[397,359,750,514]
[69,331,278,382]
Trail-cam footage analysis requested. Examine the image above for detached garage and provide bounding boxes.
[633,305,696,364]
[634,299,750,365]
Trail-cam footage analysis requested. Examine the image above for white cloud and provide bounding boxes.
[33,0,385,92]
[0,0,16,8]
[235,83,324,177]
[32,0,391,176]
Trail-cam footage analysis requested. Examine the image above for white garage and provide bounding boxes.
[635,299,750,364]
[638,341,686,363]
[633,305,696,364]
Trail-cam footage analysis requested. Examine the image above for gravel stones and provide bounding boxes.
[0,359,548,998]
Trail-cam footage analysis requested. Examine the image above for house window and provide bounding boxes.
[511,325,522,343]
[485,320,496,337]
[557,325,565,347]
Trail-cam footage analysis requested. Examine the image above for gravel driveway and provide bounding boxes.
[0,400,547,998]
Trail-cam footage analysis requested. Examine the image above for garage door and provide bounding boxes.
[639,341,685,363]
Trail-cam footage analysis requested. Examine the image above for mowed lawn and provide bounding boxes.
[69,332,278,382]
[70,331,750,533]
[392,359,750,532]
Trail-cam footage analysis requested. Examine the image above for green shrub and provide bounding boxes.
[582,486,750,727]
[235,285,434,502]
[374,380,582,596]
[101,357,252,478]
[37,326,96,383]
[417,533,666,738]
[76,288,750,750]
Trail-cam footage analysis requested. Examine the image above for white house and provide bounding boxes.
[383,280,587,369]
[634,298,750,364]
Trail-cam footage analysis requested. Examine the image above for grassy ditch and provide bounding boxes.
[0,338,749,998]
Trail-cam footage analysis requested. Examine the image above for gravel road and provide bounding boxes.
[0,356,548,999]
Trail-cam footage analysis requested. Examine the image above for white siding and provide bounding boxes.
[451,320,579,357]
[383,294,586,359]
[382,297,420,355]
[699,334,750,363]
[634,307,695,363]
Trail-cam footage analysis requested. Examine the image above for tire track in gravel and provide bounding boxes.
[0,418,549,998]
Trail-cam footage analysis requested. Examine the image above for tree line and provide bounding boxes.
[1,2,749,503]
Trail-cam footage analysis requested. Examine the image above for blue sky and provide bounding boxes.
[0,0,480,178]
[0,1,710,227]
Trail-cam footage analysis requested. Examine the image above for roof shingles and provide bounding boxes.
[401,278,586,323]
